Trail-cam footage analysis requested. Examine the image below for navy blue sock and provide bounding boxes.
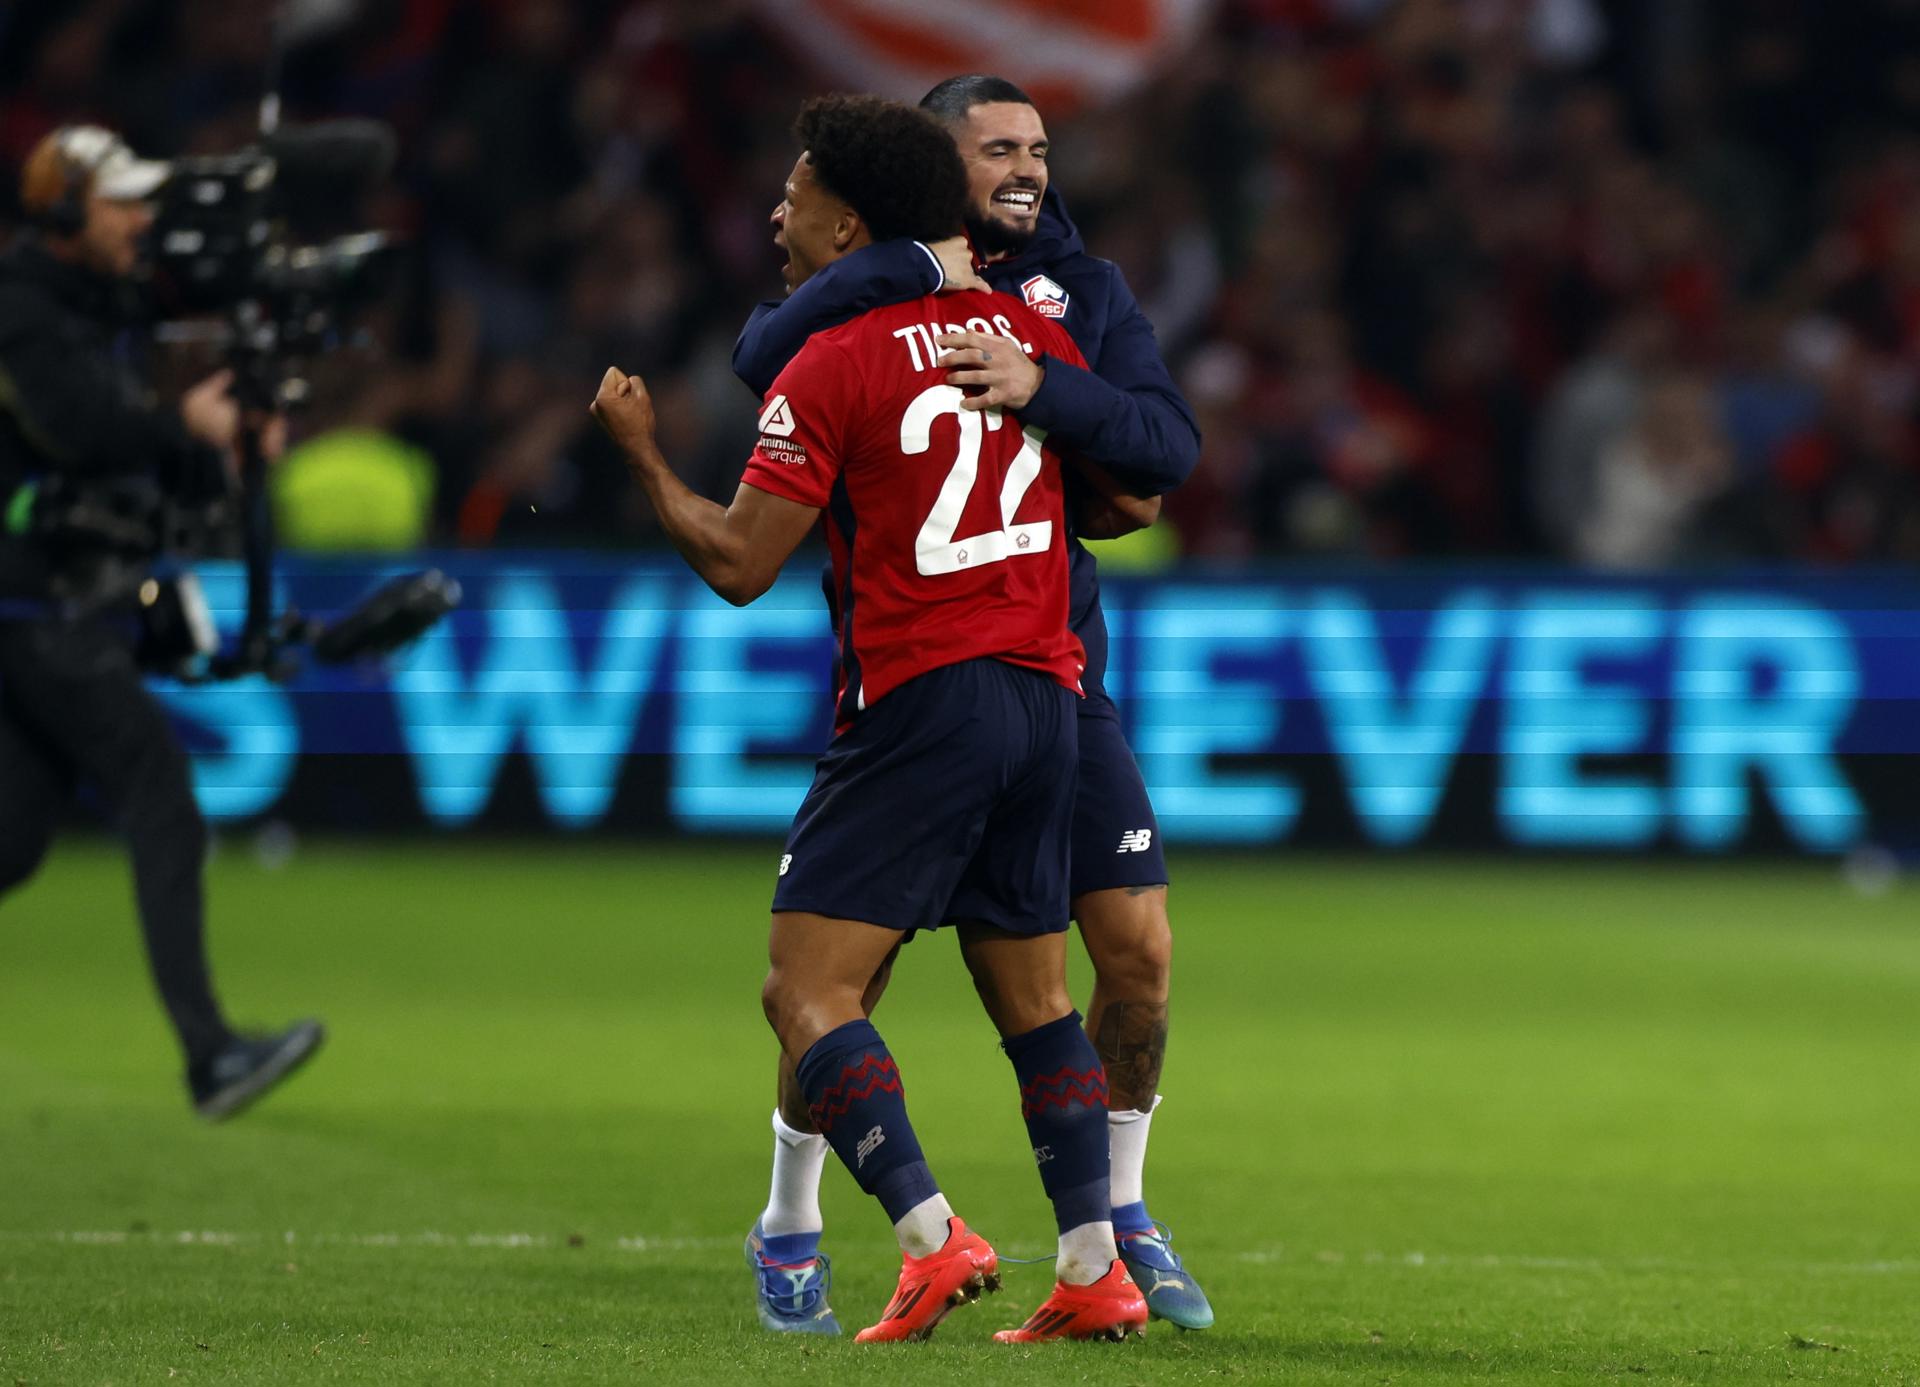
[1111,1200,1155,1237]
[795,1020,939,1224]
[758,1230,821,1265]
[1003,1011,1111,1234]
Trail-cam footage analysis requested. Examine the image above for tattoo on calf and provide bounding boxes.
[1092,1001,1169,1112]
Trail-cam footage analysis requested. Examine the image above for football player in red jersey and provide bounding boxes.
[591,96,1145,1344]
[730,76,1210,1335]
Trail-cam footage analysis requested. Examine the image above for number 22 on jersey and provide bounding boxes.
[902,384,1053,577]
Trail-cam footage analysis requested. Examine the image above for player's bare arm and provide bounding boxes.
[590,367,819,605]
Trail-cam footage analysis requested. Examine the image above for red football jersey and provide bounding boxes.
[740,290,1088,728]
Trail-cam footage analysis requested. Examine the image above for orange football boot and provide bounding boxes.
[993,1260,1148,1342]
[854,1216,1000,1343]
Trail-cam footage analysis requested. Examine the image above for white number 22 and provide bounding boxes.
[901,384,1053,577]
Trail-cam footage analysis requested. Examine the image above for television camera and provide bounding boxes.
[17,116,458,682]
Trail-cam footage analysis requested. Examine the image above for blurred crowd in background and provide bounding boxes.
[5,0,1920,568]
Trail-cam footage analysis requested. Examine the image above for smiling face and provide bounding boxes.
[769,153,859,292]
[949,101,1048,260]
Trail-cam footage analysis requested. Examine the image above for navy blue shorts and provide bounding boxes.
[1069,691,1168,899]
[772,658,1078,936]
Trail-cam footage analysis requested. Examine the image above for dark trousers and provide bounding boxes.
[0,616,230,1065]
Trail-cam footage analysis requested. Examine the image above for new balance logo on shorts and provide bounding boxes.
[1116,829,1153,854]
[856,1124,886,1168]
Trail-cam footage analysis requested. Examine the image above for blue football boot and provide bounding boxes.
[745,1221,841,1335]
[1116,1218,1214,1330]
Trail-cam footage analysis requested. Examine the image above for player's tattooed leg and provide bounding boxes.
[1092,1000,1168,1112]
[1076,883,1171,1111]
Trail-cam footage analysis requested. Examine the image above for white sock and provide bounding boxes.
[892,1192,955,1257]
[1057,1219,1119,1285]
[759,1108,828,1237]
[1107,1093,1163,1209]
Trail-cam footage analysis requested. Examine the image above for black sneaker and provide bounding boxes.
[188,1019,326,1121]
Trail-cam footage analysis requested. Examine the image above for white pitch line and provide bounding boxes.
[0,1230,730,1252]
[1235,1248,1920,1276]
[6,1232,1915,1277]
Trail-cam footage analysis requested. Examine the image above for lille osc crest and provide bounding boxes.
[1021,274,1069,319]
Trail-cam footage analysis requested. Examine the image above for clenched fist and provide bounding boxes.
[589,366,658,459]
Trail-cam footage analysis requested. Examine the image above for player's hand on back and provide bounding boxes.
[937,330,1043,412]
[927,236,988,294]
[589,366,658,460]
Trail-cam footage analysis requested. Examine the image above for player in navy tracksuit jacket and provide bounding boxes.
[734,188,1197,697]
[736,78,1213,1334]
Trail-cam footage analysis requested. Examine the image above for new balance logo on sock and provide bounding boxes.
[1117,829,1153,853]
[856,1124,886,1168]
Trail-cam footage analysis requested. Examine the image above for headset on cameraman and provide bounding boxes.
[23,126,116,235]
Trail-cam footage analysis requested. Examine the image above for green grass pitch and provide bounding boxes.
[2,841,1916,1384]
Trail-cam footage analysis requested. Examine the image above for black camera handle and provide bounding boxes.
[235,407,278,676]
[207,7,293,682]
[197,337,280,680]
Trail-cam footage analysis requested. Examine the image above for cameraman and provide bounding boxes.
[0,125,323,1120]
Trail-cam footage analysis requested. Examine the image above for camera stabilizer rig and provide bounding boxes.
[8,16,459,681]
[129,16,458,682]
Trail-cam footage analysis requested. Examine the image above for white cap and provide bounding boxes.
[59,124,170,201]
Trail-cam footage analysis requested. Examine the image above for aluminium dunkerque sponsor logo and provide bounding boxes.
[757,395,807,463]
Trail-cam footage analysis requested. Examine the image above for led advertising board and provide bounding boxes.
[157,558,1918,854]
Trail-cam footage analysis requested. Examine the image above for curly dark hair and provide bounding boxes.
[793,95,968,244]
